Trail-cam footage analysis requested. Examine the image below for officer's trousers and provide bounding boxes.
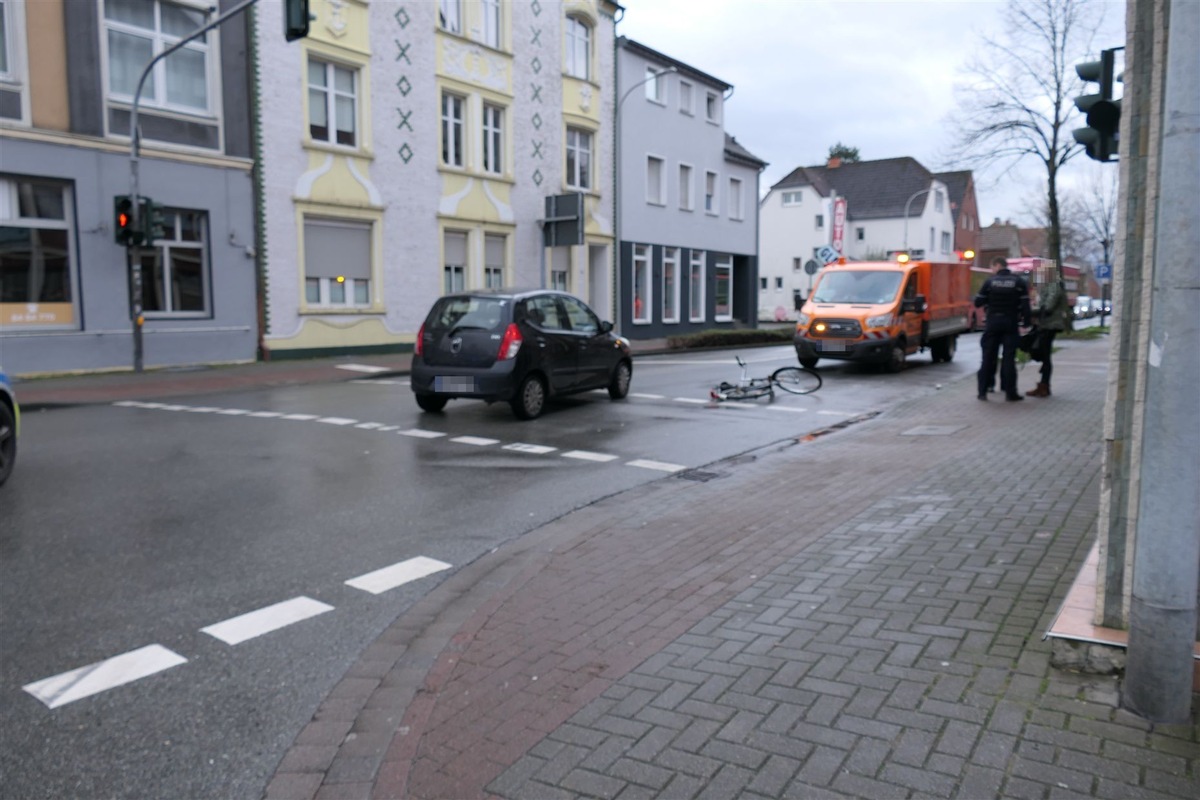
[978,318,1021,397]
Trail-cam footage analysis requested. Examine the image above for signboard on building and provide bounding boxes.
[543,193,585,247]
[831,197,847,254]
[816,245,839,265]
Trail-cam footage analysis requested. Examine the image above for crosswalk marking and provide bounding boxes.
[345,556,453,595]
[200,597,333,646]
[23,645,188,709]
[562,450,619,462]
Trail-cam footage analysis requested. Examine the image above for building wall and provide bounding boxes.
[1,0,258,376]
[257,0,617,358]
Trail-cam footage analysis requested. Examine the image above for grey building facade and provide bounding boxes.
[615,38,765,339]
[1,0,258,376]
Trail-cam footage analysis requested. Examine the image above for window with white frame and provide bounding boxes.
[728,177,743,220]
[714,256,732,321]
[0,1,9,77]
[304,218,373,308]
[104,0,211,114]
[678,80,692,114]
[443,230,467,293]
[781,191,802,206]
[482,103,503,174]
[815,214,824,229]
[646,156,664,205]
[704,171,717,214]
[705,91,718,122]
[929,227,935,252]
[550,247,569,291]
[662,247,679,323]
[441,92,464,167]
[678,164,693,210]
[689,250,705,322]
[645,67,664,103]
[941,230,951,252]
[481,0,500,48]
[793,257,802,272]
[935,190,944,212]
[632,244,651,323]
[139,208,208,316]
[775,276,783,290]
[759,277,767,291]
[856,227,865,241]
[564,16,590,79]
[308,58,358,147]
[439,0,461,34]
[484,233,505,288]
[566,127,592,190]
[0,177,77,329]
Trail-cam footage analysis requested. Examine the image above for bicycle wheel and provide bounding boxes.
[771,366,822,395]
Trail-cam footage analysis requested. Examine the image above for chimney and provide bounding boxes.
[827,157,842,169]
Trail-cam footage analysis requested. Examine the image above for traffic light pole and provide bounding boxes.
[125,0,261,371]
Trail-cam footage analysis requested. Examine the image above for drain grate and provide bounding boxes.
[676,470,722,482]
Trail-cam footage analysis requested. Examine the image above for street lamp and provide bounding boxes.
[902,187,931,255]
[613,64,677,331]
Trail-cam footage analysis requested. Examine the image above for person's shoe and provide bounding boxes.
[1005,393,1025,402]
[987,387,996,393]
[977,393,988,401]
[1027,382,1050,397]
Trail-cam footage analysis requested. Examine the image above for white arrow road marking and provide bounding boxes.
[398,428,446,439]
[561,450,619,462]
[336,364,391,373]
[200,597,333,646]
[450,436,500,446]
[23,645,187,709]
[345,556,453,595]
[626,459,686,473]
[503,443,557,455]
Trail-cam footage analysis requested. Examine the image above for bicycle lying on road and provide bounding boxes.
[710,356,822,401]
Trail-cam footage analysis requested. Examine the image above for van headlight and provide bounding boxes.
[866,313,894,328]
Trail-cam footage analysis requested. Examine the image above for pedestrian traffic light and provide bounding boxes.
[113,195,144,246]
[1073,48,1121,162]
[283,0,310,41]
[140,197,165,243]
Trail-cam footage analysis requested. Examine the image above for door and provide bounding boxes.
[522,294,576,391]
[559,294,611,389]
[900,273,923,348]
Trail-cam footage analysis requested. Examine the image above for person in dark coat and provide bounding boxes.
[1026,271,1071,397]
[975,257,1032,401]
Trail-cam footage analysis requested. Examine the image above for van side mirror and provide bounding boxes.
[902,295,927,314]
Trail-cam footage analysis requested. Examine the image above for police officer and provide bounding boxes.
[975,257,1032,401]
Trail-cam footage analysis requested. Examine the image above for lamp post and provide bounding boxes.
[902,187,931,255]
[613,64,677,330]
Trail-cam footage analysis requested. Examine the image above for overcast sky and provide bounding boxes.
[615,0,1125,227]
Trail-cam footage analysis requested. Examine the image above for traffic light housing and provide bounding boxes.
[283,0,310,42]
[1073,48,1121,162]
[140,197,165,243]
[114,195,144,246]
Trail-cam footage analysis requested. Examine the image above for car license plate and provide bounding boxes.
[820,340,847,353]
[434,376,475,392]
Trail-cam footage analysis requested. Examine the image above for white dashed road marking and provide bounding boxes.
[217,408,252,416]
[674,397,708,404]
[248,411,283,418]
[200,597,334,646]
[398,428,446,439]
[630,392,665,400]
[316,417,358,426]
[345,556,453,595]
[23,645,188,709]
[280,413,318,421]
[450,435,500,446]
[626,459,686,473]
[336,364,391,373]
[768,406,808,413]
[561,450,619,462]
[504,443,557,455]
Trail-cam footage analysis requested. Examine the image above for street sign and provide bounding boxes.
[543,193,585,247]
[816,245,839,265]
[804,259,819,275]
[1094,263,1112,281]
[831,197,847,254]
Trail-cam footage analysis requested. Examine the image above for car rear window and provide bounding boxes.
[426,297,509,332]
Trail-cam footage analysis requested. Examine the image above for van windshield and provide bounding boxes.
[812,271,903,304]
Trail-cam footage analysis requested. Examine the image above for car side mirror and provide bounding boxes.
[601,320,613,333]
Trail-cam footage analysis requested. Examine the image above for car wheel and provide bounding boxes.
[511,374,546,420]
[0,402,15,487]
[415,394,448,413]
[799,357,819,370]
[885,343,907,373]
[608,361,632,400]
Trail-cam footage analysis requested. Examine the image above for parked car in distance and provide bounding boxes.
[0,369,19,487]
[1073,295,1094,319]
[411,289,632,420]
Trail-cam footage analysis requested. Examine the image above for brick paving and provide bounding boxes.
[258,336,1198,800]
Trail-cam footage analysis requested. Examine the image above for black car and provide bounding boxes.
[411,289,633,419]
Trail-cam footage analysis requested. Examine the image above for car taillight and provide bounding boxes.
[415,323,425,356]
[497,323,523,360]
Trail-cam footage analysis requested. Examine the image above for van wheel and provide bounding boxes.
[799,357,819,369]
[0,402,16,487]
[608,361,632,399]
[940,336,957,363]
[416,394,448,413]
[511,374,546,420]
[885,343,907,373]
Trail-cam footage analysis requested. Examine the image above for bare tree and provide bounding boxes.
[1067,168,1120,264]
[948,0,1104,279]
